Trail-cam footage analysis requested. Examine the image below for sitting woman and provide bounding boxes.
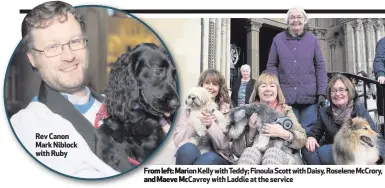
[173,69,233,165]
[302,74,385,165]
[232,72,307,165]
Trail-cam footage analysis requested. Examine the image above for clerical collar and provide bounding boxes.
[61,86,91,105]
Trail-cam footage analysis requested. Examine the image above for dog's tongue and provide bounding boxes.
[360,136,374,147]
[164,113,171,117]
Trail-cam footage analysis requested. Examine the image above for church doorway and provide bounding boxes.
[259,25,285,74]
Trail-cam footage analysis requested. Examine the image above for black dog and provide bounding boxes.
[96,43,180,172]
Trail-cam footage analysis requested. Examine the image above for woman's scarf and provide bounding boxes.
[332,100,354,125]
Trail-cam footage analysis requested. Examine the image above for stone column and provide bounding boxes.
[208,18,216,69]
[201,18,210,72]
[364,19,374,76]
[352,19,363,72]
[225,18,231,89]
[382,18,385,37]
[342,23,356,73]
[329,40,337,71]
[313,28,329,71]
[374,19,383,42]
[215,18,222,71]
[245,19,262,80]
[220,18,227,78]
[359,20,367,73]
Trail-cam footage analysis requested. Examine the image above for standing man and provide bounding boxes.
[11,1,118,178]
[265,7,328,134]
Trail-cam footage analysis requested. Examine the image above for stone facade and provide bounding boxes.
[6,17,385,117]
[203,18,385,84]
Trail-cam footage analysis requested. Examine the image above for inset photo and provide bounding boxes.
[5,1,180,179]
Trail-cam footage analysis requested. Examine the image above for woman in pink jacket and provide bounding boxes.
[173,69,233,165]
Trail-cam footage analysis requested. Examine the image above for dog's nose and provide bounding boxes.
[191,97,196,100]
[169,99,180,109]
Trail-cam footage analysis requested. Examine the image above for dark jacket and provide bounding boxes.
[231,78,256,107]
[266,30,328,105]
[309,103,378,144]
[308,103,385,160]
[374,37,385,79]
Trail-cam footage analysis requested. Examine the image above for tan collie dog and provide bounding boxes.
[333,117,379,165]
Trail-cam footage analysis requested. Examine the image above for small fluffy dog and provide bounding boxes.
[227,103,292,152]
[333,117,379,165]
[184,87,226,152]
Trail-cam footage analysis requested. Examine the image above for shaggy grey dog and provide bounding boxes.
[227,103,292,152]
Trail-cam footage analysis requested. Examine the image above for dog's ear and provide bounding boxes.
[105,51,140,122]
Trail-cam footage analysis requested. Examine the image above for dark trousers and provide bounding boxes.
[292,103,318,135]
[175,143,230,165]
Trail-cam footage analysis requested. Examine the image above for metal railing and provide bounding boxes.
[327,72,385,136]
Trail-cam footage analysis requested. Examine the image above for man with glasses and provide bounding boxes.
[11,1,118,178]
[266,7,328,136]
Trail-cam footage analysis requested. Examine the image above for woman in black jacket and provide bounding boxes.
[301,74,385,165]
[231,64,256,107]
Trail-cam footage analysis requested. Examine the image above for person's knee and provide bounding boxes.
[237,147,263,165]
[176,143,199,157]
[193,152,222,165]
[301,147,319,165]
[200,152,219,162]
[262,147,288,165]
[317,145,334,165]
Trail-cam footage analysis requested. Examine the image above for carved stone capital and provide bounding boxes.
[351,19,363,31]
[373,18,384,30]
[341,24,348,35]
[337,18,355,25]
[329,40,337,49]
[245,20,263,33]
[312,28,328,40]
[363,19,374,31]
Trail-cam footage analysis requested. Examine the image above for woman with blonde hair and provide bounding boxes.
[232,72,306,165]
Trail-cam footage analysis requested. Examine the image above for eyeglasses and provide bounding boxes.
[331,88,348,94]
[289,16,304,21]
[32,38,88,57]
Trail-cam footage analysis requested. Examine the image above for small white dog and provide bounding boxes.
[184,87,227,152]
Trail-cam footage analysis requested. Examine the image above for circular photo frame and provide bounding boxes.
[5,1,180,180]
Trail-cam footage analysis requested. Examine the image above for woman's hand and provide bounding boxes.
[200,112,216,128]
[306,137,320,152]
[262,123,288,139]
